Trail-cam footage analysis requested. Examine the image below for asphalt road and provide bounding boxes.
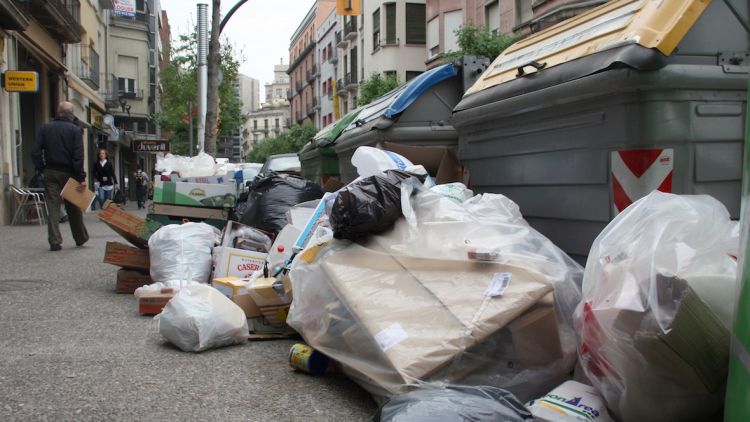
[0,203,376,421]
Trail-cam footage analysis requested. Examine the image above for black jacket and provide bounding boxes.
[31,117,86,182]
[93,160,117,187]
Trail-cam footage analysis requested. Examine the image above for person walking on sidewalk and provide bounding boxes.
[31,102,89,251]
[93,149,117,207]
[134,166,149,209]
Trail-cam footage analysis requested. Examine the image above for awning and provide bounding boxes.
[13,31,67,73]
[346,63,459,130]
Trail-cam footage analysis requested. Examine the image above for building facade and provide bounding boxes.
[238,73,260,115]
[425,0,607,67]
[243,61,291,159]
[288,0,335,128]
[264,60,289,105]
[316,7,338,127]
[334,0,427,115]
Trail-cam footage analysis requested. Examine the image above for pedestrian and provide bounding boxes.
[134,166,149,209]
[93,149,117,207]
[31,102,89,251]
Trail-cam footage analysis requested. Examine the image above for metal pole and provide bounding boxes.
[219,0,248,33]
[188,101,194,155]
[197,3,208,153]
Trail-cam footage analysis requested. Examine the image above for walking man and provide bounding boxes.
[32,102,89,251]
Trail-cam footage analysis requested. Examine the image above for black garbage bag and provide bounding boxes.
[330,170,415,241]
[240,173,323,235]
[374,385,533,422]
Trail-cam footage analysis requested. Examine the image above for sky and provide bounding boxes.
[159,0,315,97]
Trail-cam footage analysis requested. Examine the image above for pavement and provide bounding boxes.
[0,202,376,421]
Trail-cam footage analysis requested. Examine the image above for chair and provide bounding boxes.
[10,186,47,226]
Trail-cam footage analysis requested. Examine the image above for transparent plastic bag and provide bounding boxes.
[148,222,220,284]
[155,284,249,352]
[155,152,225,178]
[574,191,739,421]
[287,185,582,401]
[351,146,414,178]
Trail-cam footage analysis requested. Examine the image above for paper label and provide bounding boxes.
[374,323,408,352]
[486,272,512,297]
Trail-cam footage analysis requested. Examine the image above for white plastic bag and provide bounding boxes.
[148,223,219,284]
[134,279,197,298]
[575,191,738,421]
[155,284,249,352]
[155,152,225,178]
[351,146,414,178]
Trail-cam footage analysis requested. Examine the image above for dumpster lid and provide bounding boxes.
[465,0,711,96]
[348,63,459,130]
[313,107,364,148]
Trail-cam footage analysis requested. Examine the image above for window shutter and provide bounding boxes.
[405,3,426,45]
[385,3,396,44]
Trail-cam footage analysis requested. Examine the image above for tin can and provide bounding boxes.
[289,343,329,375]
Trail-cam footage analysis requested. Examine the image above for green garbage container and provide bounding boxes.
[299,107,364,186]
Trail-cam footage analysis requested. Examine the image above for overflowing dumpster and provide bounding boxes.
[453,0,749,263]
[299,107,363,186]
[335,57,489,183]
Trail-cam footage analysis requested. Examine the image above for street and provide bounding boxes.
[0,204,375,421]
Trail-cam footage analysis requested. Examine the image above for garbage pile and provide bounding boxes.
[98,147,739,421]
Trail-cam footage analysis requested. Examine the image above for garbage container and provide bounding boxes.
[453,0,748,263]
[299,107,364,186]
[335,57,489,183]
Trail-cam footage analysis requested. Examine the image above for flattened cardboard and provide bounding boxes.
[104,241,150,270]
[381,142,463,185]
[149,203,230,220]
[138,289,174,315]
[60,178,96,211]
[116,269,152,294]
[98,201,162,248]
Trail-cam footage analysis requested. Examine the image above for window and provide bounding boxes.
[118,77,136,93]
[384,70,397,80]
[486,1,500,35]
[276,88,282,97]
[322,80,327,95]
[444,10,463,53]
[385,3,397,44]
[427,17,439,58]
[275,118,279,128]
[253,120,257,130]
[516,0,533,25]
[117,55,138,93]
[264,119,268,129]
[405,3,426,44]
[406,71,422,81]
[373,8,381,50]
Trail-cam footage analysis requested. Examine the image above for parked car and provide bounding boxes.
[258,153,302,178]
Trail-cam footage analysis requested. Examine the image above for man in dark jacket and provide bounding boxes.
[32,102,89,251]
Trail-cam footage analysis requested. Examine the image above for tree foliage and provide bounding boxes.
[247,124,317,164]
[445,23,516,62]
[155,33,243,156]
[358,73,400,106]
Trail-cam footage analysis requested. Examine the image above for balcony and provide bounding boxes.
[336,78,347,96]
[102,73,120,108]
[312,97,320,110]
[286,89,293,101]
[306,69,314,83]
[28,0,82,43]
[295,80,303,93]
[329,50,338,64]
[327,89,334,100]
[306,104,315,118]
[345,71,358,90]
[335,30,347,49]
[344,16,357,41]
[295,112,303,124]
[69,44,100,89]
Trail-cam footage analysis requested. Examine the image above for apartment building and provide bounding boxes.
[244,62,291,157]
[239,74,261,115]
[265,60,290,105]
[334,0,427,115]
[316,7,338,127]
[425,0,607,66]
[288,0,335,128]
[0,0,83,223]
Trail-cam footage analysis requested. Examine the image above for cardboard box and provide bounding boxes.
[169,172,236,184]
[60,177,96,210]
[104,242,150,270]
[98,201,162,248]
[116,269,153,294]
[147,213,228,231]
[219,220,272,251]
[380,142,464,185]
[154,180,237,208]
[506,304,563,367]
[149,203,230,220]
[212,276,262,318]
[247,277,292,327]
[212,246,268,279]
[138,288,174,315]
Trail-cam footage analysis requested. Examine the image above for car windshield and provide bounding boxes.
[267,156,300,172]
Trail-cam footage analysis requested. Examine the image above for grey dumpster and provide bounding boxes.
[453,0,748,263]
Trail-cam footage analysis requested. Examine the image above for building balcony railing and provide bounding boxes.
[295,112,303,124]
[344,16,357,41]
[345,71,358,90]
[336,78,347,96]
[312,97,320,110]
[69,44,100,89]
[28,0,82,43]
[295,80,303,93]
[286,89,293,101]
[329,50,338,64]
[306,104,315,118]
[335,30,347,49]
[306,69,314,83]
[328,89,334,100]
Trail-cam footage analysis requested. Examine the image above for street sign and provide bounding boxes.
[2,71,39,93]
[132,140,170,153]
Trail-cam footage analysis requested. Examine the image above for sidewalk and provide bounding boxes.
[0,204,374,420]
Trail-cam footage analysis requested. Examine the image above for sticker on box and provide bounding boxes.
[375,323,409,351]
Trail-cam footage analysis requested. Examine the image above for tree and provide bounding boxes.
[155,33,243,156]
[204,0,222,155]
[358,73,400,106]
[247,124,317,164]
[445,23,516,62]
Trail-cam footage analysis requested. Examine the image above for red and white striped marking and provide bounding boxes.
[611,148,673,214]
